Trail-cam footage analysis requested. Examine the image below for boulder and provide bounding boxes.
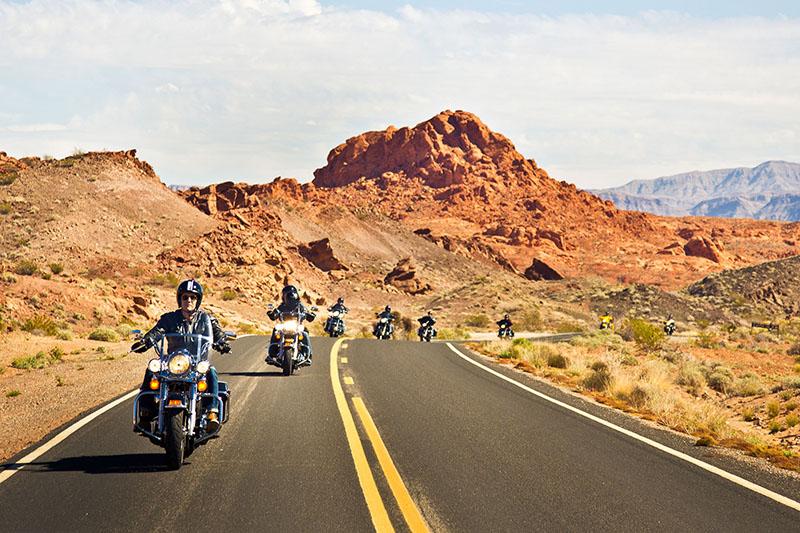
[298,238,348,272]
[684,236,727,263]
[384,256,432,294]
[524,258,564,281]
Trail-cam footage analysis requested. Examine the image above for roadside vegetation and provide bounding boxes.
[472,323,800,472]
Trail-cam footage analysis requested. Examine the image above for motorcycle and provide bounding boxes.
[267,305,318,375]
[664,320,676,336]
[324,309,346,338]
[497,324,514,339]
[374,317,393,340]
[599,316,614,330]
[418,324,435,342]
[131,329,235,470]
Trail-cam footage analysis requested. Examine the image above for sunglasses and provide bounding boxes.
[181,294,198,302]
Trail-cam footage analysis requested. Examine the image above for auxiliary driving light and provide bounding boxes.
[149,379,159,390]
[148,359,160,373]
[196,360,210,374]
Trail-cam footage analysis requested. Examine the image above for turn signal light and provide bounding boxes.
[149,379,159,390]
[168,400,182,406]
[198,380,208,392]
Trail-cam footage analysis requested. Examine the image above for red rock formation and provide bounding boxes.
[298,238,348,272]
[524,258,564,281]
[684,236,728,264]
[183,181,261,215]
[384,256,432,294]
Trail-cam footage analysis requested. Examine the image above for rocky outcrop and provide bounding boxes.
[684,236,728,264]
[298,238,347,272]
[524,258,564,281]
[182,181,261,215]
[384,256,432,294]
[313,109,548,190]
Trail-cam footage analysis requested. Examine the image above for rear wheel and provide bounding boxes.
[165,410,185,470]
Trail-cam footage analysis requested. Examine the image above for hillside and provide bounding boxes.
[591,161,800,220]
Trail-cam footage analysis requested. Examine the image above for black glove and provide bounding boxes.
[130,340,149,353]
[307,312,316,322]
[215,340,231,354]
[268,309,278,320]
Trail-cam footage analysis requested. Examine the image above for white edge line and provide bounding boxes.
[445,343,800,513]
[0,389,139,485]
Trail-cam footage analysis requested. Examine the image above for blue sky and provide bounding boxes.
[1,1,799,189]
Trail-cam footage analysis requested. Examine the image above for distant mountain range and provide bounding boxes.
[589,161,800,221]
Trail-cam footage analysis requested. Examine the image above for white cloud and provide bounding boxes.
[0,1,798,188]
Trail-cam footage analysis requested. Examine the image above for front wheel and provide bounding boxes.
[165,410,186,470]
[282,348,294,376]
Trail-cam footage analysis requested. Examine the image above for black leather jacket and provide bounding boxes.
[497,318,512,329]
[328,303,349,314]
[418,316,436,327]
[376,311,395,322]
[139,309,226,359]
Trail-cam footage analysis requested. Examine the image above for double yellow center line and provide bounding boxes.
[330,338,429,533]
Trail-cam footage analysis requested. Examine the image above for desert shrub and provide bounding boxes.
[220,289,238,301]
[766,401,781,418]
[768,420,784,433]
[114,323,135,338]
[677,363,706,395]
[582,364,612,392]
[6,390,21,397]
[14,259,38,276]
[555,321,584,333]
[88,327,120,342]
[547,352,568,369]
[0,202,12,214]
[56,329,73,341]
[742,407,755,421]
[623,318,665,352]
[696,319,710,330]
[0,171,18,185]
[49,346,64,361]
[571,331,625,350]
[464,314,490,328]
[786,414,799,428]
[620,354,640,366]
[781,389,799,401]
[48,262,64,275]
[437,328,470,340]
[731,372,766,397]
[787,402,799,412]
[780,375,800,390]
[787,343,800,356]
[1,271,17,283]
[694,330,720,349]
[520,308,543,331]
[701,362,734,393]
[21,314,57,336]
[12,351,48,370]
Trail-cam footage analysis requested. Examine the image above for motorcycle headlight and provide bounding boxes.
[283,320,298,333]
[333,311,340,317]
[381,318,387,323]
[196,360,210,374]
[168,353,191,375]
[148,358,161,373]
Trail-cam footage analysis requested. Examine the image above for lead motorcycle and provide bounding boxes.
[131,329,235,470]
[324,308,347,338]
[267,304,318,375]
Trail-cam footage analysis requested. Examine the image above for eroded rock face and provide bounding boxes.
[298,238,348,272]
[182,182,261,215]
[313,109,547,190]
[684,236,728,264]
[524,258,564,281]
[384,256,432,294]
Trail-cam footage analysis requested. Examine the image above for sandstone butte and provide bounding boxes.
[180,110,800,291]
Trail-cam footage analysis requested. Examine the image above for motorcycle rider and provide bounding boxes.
[325,297,349,335]
[374,305,395,338]
[599,311,614,330]
[131,279,231,432]
[418,311,437,339]
[664,315,676,335]
[266,285,316,365]
[497,314,513,334]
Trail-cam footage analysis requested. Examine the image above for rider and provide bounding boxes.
[326,297,349,335]
[374,305,395,337]
[497,314,513,332]
[266,285,316,365]
[131,279,231,432]
[418,311,437,338]
[599,311,614,330]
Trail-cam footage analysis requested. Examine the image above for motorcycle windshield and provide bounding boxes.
[152,315,214,361]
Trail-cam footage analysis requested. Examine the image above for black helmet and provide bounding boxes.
[177,279,203,309]
[282,285,300,305]
[337,297,344,304]
[385,305,391,312]
[427,311,433,316]
[504,314,509,319]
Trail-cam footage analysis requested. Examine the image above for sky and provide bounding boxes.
[1,1,799,190]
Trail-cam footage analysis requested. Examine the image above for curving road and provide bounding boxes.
[2,336,799,532]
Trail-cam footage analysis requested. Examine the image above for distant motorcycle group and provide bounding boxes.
[597,312,676,336]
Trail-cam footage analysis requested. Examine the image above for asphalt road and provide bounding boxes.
[2,335,799,532]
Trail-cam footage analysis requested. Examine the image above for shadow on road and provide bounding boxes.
[18,453,171,474]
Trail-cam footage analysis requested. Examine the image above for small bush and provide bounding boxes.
[12,351,48,369]
[0,171,18,185]
[464,314,490,328]
[49,346,64,361]
[786,413,799,428]
[768,420,784,433]
[0,202,12,214]
[88,327,120,342]
[787,402,799,412]
[220,289,238,301]
[731,372,765,397]
[56,329,73,340]
[14,259,39,276]
[6,390,21,398]
[694,330,720,349]
[21,314,57,336]
[547,352,568,369]
[677,364,706,395]
[48,263,64,275]
[582,367,612,392]
[701,362,734,393]
[1,271,17,283]
[742,407,755,421]
[766,401,781,418]
[624,318,665,352]
[779,389,797,401]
